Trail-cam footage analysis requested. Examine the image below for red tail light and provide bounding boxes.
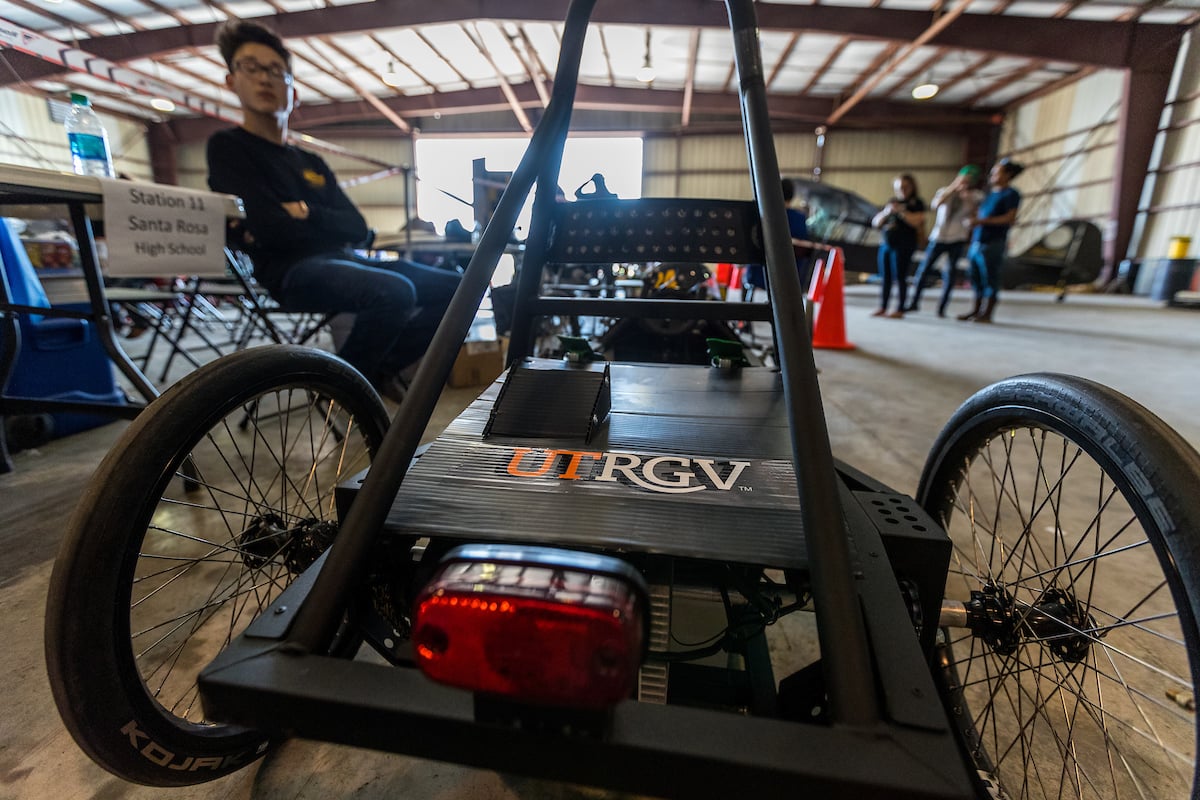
[413,545,647,709]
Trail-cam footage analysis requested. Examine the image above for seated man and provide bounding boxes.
[207,20,460,402]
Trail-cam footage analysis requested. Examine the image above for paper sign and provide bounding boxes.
[99,178,226,277]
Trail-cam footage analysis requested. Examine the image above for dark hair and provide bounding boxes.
[781,178,796,204]
[895,173,919,199]
[216,20,291,71]
[997,158,1025,179]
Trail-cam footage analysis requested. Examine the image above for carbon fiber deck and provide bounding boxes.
[385,361,815,568]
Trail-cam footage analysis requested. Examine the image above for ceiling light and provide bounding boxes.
[150,97,176,112]
[382,61,403,88]
[912,80,939,100]
[637,29,654,83]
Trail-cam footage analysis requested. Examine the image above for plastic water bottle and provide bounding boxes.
[64,93,115,178]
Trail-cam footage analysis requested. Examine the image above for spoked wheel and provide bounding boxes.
[918,374,1200,799]
[46,346,389,786]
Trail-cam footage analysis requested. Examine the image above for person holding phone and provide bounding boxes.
[870,173,926,318]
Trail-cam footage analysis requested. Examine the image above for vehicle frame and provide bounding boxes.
[42,1,1200,798]
[196,1,971,795]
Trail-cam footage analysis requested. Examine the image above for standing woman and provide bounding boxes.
[959,158,1024,323]
[905,165,983,316]
[871,174,926,318]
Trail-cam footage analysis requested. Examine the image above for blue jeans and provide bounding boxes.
[909,239,965,313]
[877,241,915,311]
[967,240,1006,300]
[278,251,462,379]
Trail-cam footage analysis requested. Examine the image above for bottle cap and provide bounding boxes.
[69,92,90,106]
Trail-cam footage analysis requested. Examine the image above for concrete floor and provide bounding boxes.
[2,287,1198,799]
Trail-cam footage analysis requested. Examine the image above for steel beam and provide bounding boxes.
[1,2,1188,87]
[161,83,999,143]
[1107,37,1180,278]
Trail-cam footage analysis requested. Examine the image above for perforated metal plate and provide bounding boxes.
[549,199,764,265]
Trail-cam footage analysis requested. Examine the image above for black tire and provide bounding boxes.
[918,373,1200,799]
[45,346,390,786]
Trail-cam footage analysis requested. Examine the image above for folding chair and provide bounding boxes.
[221,248,337,351]
[133,248,337,384]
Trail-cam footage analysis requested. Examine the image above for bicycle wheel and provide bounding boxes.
[918,373,1200,799]
[45,346,389,786]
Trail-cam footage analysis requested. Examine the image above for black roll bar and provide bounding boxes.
[287,0,881,728]
[723,0,879,725]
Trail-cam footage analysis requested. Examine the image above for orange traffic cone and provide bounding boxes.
[811,247,855,350]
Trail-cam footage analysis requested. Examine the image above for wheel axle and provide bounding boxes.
[940,584,1093,662]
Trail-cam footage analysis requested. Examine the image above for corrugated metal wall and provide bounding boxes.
[997,70,1123,257]
[996,32,1200,265]
[175,140,209,192]
[0,88,152,179]
[815,129,970,207]
[1138,31,1199,262]
[157,127,967,238]
[183,127,966,240]
[644,129,967,209]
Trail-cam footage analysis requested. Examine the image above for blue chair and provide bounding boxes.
[0,219,124,453]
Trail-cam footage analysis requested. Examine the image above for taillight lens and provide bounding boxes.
[413,545,647,709]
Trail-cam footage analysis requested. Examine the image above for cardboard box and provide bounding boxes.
[448,337,507,388]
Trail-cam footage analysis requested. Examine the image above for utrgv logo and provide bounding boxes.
[505,447,751,495]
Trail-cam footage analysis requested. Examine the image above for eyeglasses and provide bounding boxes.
[233,59,293,84]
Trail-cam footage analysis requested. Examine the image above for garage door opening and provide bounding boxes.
[414,136,643,243]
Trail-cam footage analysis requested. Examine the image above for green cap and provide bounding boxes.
[958,164,981,178]
[69,92,90,105]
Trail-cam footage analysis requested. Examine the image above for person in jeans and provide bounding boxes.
[959,159,1024,324]
[206,20,460,402]
[906,165,983,317]
[870,174,926,318]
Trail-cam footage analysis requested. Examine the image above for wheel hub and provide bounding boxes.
[238,514,337,573]
[965,583,1094,662]
[1023,587,1094,663]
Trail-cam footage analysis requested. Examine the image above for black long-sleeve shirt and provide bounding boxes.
[207,127,369,293]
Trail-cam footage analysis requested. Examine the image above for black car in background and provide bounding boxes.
[789,177,882,277]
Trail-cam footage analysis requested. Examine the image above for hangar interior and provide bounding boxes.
[1,0,1199,798]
